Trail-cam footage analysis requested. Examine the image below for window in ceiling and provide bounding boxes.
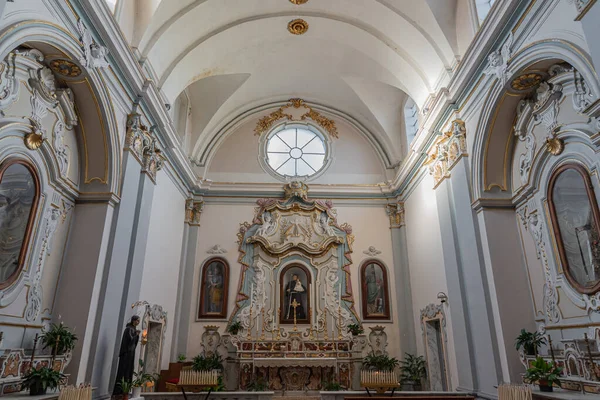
[264,125,328,180]
[404,98,419,146]
[475,0,496,24]
[105,0,118,13]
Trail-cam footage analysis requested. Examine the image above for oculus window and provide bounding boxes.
[266,126,327,179]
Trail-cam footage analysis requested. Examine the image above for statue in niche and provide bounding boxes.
[256,211,276,237]
[113,315,140,395]
[281,265,310,323]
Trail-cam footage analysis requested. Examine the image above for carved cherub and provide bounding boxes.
[484,32,513,85]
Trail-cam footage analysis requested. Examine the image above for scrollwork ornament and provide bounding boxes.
[583,293,600,312]
[52,120,70,174]
[0,58,18,110]
[25,208,61,322]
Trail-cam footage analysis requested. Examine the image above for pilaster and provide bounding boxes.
[385,201,416,356]
[429,119,502,395]
[171,197,204,359]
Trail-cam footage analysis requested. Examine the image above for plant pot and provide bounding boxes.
[132,387,142,398]
[401,381,421,391]
[538,381,553,392]
[29,384,47,396]
[122,395,129,400]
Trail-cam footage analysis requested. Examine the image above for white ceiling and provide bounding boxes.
[128,0,470,167]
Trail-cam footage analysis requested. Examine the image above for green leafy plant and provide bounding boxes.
[399,353,427,384]
[21,367,65,396]
[118,378,133,395]
[177,354,187,362]
[133,360,159,388]
[227,321,242,335]
[347,323,364,336]
[192,354,224,372]
[524,357,562,392]
[322,380,344,391]
[246,377,269,392]
[515,329,547,356]
[362,353,399,372]
[40,322,78,355]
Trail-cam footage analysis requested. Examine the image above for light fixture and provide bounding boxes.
[437,292,448,304]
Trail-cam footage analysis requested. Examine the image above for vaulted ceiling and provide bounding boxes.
[125,0,473,167]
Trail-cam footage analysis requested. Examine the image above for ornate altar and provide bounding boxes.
[226,182,364,391]
[0,348,70,395]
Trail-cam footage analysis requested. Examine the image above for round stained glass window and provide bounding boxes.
[266,127,326,178]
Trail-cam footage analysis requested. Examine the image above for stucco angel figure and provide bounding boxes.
[314,211,336,236]
[256,211,277,237]
[483,32,513,85]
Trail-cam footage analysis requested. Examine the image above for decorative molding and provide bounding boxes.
[48,59,82,77]
[573,70,594,113]
[125,113,164,182]
[254,98,338,139]
[25,208,61,322]
[362,246,382,257]
[288,19,309,35]
[483,31,513,86]
[385,202,405,229]
[207,244,228,254]
[284,180,309,200]
[142,135,164,183]
[76,19,109,69]
[568,0,597,20]
[367,326,388,356]
[185,198,204,226]
[289,0,309,4]
[426,119,467,188]
[0,55,19,110]
[511,73,542,91]
[52,120,70,175]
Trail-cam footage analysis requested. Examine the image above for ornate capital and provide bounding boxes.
[126,113,164,182]
[385,202,405,229]
[426,119,467,188]
[185,198,204,226]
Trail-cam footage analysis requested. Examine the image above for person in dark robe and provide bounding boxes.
[113,315,140,395]
[285,274,306,320]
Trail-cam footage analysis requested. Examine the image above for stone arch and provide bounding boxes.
[471,39,600,201]
[0,20,121,195]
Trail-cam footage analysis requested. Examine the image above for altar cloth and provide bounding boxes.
[252,357,337,368]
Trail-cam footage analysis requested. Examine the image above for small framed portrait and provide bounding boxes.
[198,258,229,319]
[360,260,391,321]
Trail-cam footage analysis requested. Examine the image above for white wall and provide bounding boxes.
[139,172,186,370]
[404,174,459,390]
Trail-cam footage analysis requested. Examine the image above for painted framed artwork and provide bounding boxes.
[360,260,391,320]
[198,257,229,319]
[279,264,311,324]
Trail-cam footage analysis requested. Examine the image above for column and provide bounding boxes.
[385,201,416,356]
[429,119,502,396]
[475,205,536,383]
[171,198,203,359]
[574,1,600,73]
[83,114,162,397]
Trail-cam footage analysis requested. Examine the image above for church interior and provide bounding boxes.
[0,0,600,399]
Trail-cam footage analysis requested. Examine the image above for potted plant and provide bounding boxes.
[399,353,426,391]
[40,322,78,355]
[515,329,547,356]
[132,360,158,398]
[21,367,65,395]
[227,321,242,335]
[177,353,186,363]
[118,378,133,400]
[246,377,268,392]
[347,323,364,336]
[192,354,224,372]
[524,357,562,392]
[362,353,399,371]
[322,380,344,391]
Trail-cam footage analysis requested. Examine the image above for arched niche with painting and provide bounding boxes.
[198,257,229,319]
[360,259,391,321]
[548,163,600,294]
[0,159,40,290]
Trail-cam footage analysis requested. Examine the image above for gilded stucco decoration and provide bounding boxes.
[288,19,309,35]
[426,119,467,188]
[254,98,338,138]
[545,137,564,155]
[289,0,309,4]
[48,59,82,77]
[185,198,205,226]
[385,202,405,229]
[511,73,543,91]
[125,113,164,183]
